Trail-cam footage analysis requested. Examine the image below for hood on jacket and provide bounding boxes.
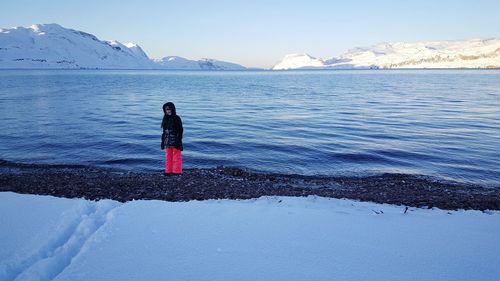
[163,102,177,116]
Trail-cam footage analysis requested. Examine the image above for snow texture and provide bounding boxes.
[1,192,499,281]
[0,24,247,70]
[272,39,500,70]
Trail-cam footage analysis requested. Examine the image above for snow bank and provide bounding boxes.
[1,192,499,281]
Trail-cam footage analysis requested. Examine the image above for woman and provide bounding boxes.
[161,102,183,175]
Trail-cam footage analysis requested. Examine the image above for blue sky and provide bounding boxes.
[2,0,499,68]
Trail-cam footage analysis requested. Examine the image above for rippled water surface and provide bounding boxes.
[0,69,499,185]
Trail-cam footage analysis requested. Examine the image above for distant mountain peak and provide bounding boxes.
[124,42,139,48]
[272,53,325,70]
[29,23,65,32]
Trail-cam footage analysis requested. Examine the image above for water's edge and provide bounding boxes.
[1,159,498,210]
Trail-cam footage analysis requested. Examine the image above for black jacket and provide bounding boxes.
[161,102,183,151]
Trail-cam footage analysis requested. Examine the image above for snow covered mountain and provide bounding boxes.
[154,56,247,70]
[273,38,500,70]
[3,23,498,70]
[272,53,325,70]
[0,24,248,70]
[0,24,156,69]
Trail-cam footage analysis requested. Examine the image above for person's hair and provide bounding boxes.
[162,102,177,115]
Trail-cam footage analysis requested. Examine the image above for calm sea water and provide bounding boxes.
[0,69,499,185]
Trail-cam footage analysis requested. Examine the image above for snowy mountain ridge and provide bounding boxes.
[273,38,500,70]
[153,56,246,70]
[2,23,499,70]
[0,24,156,69]
[0,23,247,70]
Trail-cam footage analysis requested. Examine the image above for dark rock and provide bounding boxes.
[0,160,499,211]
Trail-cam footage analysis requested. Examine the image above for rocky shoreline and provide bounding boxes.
[1,160,499,211]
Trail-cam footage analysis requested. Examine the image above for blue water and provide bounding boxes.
[0,69,499,185]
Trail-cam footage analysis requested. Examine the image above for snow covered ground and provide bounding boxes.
[1,192,499,281]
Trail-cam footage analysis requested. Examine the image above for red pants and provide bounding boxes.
[165,148,182,174]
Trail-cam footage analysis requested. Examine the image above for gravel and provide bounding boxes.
[1,160,499,210]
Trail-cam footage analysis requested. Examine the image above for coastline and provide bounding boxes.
[1,159,498,211]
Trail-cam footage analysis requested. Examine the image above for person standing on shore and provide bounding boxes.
[161,102,183,175]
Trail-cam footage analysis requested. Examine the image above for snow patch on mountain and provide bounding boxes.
[124,42,149,59]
